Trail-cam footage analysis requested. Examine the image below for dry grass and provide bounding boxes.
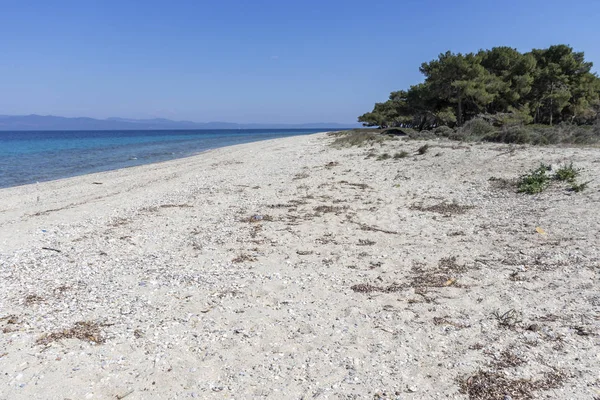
[232,254,257,263]
[249,224,263,238]
[357,239,376,246]
[159,204,194,209]
[36,321,105,346]
[411,202,474,216]
[491,348,527,369]
[1,314,19,333]
[53,285,71,296]
[23,294,44,306]
[108,217,131,227]
[433,316,471,329]
[459,370,566,400]
[351,283,404,294]
[293,172,310,180]
[354,222,398,235]
[492,309,523,329]
[242,214,273,223]
[410,257,467,288]
[314,205,348,214]
[489,176,516,190]
[339,180,371,190]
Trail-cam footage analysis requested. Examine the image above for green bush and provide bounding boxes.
[459,118,497,138]
[517,164,552,194]
[408,130,436,140]
[485,125,532,144]
[434,126,455,137]
[553,163,580,182]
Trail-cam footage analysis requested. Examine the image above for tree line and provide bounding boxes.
[359,45,600,130]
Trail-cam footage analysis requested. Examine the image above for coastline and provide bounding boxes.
[0,133,329,252]
[0,129,329,189]
[1,132,599,399]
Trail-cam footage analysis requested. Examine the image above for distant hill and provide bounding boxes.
[0,115,360,131]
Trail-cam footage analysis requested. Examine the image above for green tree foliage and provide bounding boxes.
[359,45,600,129]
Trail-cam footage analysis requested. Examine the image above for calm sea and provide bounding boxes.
[0,129,331,189]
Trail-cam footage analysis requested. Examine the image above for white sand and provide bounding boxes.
[0,133,599,399]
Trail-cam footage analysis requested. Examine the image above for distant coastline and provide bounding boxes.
[0,114,361,131]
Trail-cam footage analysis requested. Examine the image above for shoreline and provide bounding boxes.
[0,133,327,253]
[1,132,599,399]
[0,130,330,190]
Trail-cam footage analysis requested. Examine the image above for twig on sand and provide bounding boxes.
[41,247,62,253]
[348,219,398,234]
[116,389,134,399]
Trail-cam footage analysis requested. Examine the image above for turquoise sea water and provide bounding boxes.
[0,129,330,188]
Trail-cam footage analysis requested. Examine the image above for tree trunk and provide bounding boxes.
[457,97,463,126]
[418,115,427,131]
[549,82,554,126]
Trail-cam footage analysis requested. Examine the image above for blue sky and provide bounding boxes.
[0,0,598,124]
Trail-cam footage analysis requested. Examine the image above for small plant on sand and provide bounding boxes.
[569,181,590,192]
[394,151,409,159]
[517,162,589,194]
[553,162,580,182]
[492,309,523,329]
[417,144,430,155]
[517,164,552,194]
[376,153,391,161]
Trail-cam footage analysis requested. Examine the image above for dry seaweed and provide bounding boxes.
[411,202,474,216]
[37,321,105,345]
[351,283,404,294]
[459,370,566,400]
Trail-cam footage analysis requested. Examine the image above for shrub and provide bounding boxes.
[569,181,590,192]
[553,163,580,182]
[408,130,436,140]
[394,151,409,159]
[434,125,455,137]
[485,125,533,144]
[458,118,497,139]
[517,164,552,194]
[330,130,392,148]
[417,144,430,155]
[376,153,391,161]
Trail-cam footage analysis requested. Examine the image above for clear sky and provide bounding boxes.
[0,0,598,124]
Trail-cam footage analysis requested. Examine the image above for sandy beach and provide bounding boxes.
[1,132,599,399]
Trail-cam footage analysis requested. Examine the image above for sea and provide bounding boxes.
[0,129,333,189]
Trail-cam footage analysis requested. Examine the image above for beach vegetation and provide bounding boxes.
[553,162,580,182]
[329,129,394,147]
[358,45,600,145]
[516,163,588,194]
[517,164,552,194]
[417,144,430,154]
